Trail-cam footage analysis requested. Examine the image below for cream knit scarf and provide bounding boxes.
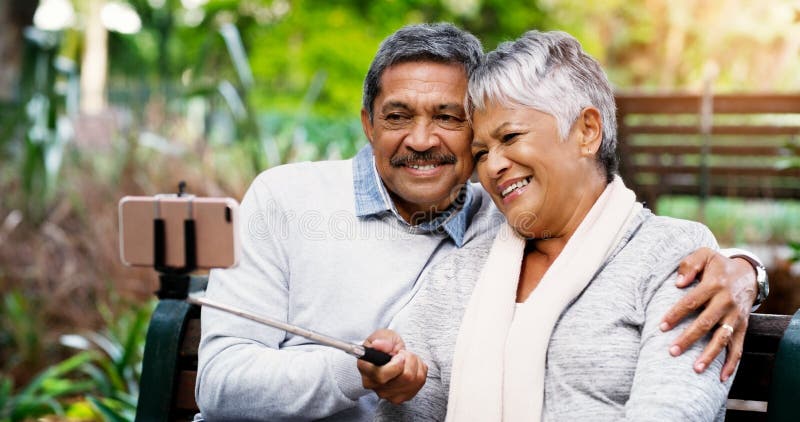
[445,176,642,422]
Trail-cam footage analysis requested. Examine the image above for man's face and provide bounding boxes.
[361,61,474,223]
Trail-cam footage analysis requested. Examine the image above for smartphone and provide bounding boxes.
[119,196,239,269]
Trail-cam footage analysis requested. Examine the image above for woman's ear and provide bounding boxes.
[577,107,602,157]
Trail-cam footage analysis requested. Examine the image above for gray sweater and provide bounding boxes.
[380,209,733,421]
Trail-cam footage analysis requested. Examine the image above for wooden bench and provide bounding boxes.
[135,276,205,422]
[726,312,800,422]
[615,93,800,209]
[135,276,800,421]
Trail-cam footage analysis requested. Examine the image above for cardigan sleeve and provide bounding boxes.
[624,220,730,421]
[375,241,491,421]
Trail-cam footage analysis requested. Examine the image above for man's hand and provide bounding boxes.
[660,247,757,382]
[357,329,428,404]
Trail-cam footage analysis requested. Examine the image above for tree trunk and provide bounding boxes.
[80,0,108,114]
[0,0,38,102]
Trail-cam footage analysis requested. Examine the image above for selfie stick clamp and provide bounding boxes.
[153,181,196,300]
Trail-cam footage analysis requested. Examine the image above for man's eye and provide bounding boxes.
[382,114,411,128]
[472,150,487,162]
[502,133,520,143]
[437,114,465,129]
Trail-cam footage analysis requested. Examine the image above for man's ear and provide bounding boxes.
[577,107,602,157]
[361,108,373,144]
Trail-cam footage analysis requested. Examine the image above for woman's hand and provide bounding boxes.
[357,329,428,404]
[659,248,758,381]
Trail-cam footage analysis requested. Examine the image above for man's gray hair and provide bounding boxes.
[362,23,484,121]
[468,30,618,181]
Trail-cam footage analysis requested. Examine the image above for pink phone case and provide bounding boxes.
[119,196,239,269]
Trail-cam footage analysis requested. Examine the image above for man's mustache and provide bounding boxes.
[390,152,457,167]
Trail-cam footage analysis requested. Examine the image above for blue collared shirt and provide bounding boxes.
[352,145,476,247]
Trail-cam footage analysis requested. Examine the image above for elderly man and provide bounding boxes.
[196,23,766,421]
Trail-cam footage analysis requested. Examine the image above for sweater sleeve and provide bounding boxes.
[376,245,488,421]
[195,173,366,421]
[375,374,448,421]
[375,295,449,422]
[372,284,452,422]
[624,221,730,421]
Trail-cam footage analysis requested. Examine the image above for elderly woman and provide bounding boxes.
[358,30,733,421]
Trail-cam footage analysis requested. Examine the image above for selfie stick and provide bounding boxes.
[187,295,392,366]
[148,182,390,366]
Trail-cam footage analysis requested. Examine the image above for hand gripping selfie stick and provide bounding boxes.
[186,295,392,365]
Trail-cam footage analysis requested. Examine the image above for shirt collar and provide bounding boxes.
[353,145,388,216]
[352,144,478,247]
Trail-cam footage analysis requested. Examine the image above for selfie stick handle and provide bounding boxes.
[187,295,391,366]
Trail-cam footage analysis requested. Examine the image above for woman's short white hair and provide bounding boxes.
[468,30,618,181]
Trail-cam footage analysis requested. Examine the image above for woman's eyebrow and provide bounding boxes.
[490,121,514,138]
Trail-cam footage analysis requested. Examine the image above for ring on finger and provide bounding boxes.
[720,323,734,335]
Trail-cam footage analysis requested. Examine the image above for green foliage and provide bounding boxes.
[121,0,550,174]
[58,298,156,421]
[777,139,800,262]
[776,138,800,171]
[1,291,45,376]
[788,241,800,264]
[226,0,548,118]
[4,27,78,221]
[257,111,365,163]
[0,291,154,422]
[166,12,368,172]
[657,196,800,246]
[0,351,97,421]
[100,0,550,122]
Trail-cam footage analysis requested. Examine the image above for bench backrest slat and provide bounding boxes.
[615,93,800,206]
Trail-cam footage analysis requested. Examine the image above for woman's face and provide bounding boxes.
[471,103,604,239]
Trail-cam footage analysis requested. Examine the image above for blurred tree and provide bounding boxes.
[9,1,800,124]
[0,0,38,102]
[81,0,553,172]
[201,0,549,118]
[542,0,800,92]
[80,0,109,114]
